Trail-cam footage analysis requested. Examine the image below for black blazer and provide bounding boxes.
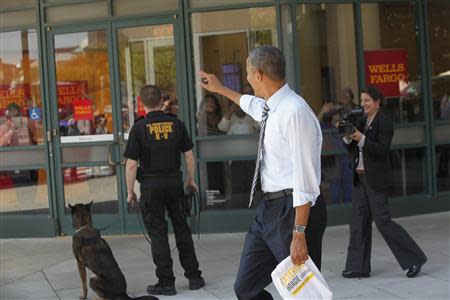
[345,111,394,191]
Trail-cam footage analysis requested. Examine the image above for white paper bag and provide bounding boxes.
[271,256,333,300]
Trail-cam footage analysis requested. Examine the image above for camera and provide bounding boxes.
[337,106,364,135]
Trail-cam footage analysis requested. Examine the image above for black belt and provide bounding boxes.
[264,189,293,201]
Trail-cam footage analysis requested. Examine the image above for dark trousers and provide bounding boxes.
[345,174,427,273]
[140,175,201,286]
[234,194,327,300]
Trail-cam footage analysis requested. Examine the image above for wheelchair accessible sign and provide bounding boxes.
[29,107,42,121]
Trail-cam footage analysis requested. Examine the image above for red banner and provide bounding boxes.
[57,81,88,108]
[72,98,93,121]
[365,49,409,98]
[137,95,146,117]
[0,84,30,113]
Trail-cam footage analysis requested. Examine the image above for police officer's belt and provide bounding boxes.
[264,189,293,201]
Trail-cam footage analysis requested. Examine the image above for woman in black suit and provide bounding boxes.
[342,86,427,279]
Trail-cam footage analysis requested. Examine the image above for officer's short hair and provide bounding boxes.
[248,45,286,81]
[140,85,162,109]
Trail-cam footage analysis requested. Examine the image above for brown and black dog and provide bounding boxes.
[69,202,158,300]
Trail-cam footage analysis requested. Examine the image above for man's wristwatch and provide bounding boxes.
[293,224,307,234]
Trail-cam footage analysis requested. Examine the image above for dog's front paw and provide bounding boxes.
[79,293,87,300]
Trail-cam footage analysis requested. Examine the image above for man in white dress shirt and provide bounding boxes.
[200,45,322,300]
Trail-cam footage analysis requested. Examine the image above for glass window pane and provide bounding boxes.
[190,0,269,9]
[297,4,358,121]
[0,30,44,147]
[320,154,353,205]
[0,149,46,167]
[0,0,35,11]
[390,148,426,196]
[54,31,112,142]
[117,25,176,134]
[113,0,178,16]
[63,165,118,214]
[0,169,49,215]
[200,160,258,210]
[427,1,450,121]
[46,1,108,23]
[436,145,450,192]
[191,7,277,136]
[0,10,36,27]
[362,3,423,123]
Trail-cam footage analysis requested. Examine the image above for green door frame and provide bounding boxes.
[46,23,126,235]
[110,15,186,234]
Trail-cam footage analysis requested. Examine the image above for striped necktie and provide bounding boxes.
[249,103,270,207]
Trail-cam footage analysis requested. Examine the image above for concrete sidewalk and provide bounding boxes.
[1,212,449,300]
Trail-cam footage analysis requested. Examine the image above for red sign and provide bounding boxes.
[137,95,146,117]
[72,98,93,121]
[365,49,408,97]
[0,84,30,113]
[57,81,88,108]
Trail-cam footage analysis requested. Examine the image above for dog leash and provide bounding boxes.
[133,204,178,253]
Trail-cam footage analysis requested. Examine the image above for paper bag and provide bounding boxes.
[271,256,332,300]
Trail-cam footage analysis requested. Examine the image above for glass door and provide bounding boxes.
[47,25,125,235]
[112,19,181,233]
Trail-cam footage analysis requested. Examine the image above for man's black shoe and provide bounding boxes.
[342,270,370,278]
[189,276,206,290]
[146,283,177,296]
[407,263,424,278]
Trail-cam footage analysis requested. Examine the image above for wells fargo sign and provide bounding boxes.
[0,84,30,111]
[57,81,88,107]
[72,98,93,121]
[365,49,408,98]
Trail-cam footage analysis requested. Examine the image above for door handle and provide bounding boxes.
[108,143,115,165]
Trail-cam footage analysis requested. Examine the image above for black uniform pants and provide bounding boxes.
[345,174,427,273]
[140,175,201,286]
[234,194,327,300]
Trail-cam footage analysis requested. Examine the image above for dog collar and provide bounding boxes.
[75,224,90,234]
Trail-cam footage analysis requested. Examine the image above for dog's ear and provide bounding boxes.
[87,201,93,211]
[68,204,75,212]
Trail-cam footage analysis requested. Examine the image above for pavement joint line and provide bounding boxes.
[41,270,61,300]
[0,256,72,288]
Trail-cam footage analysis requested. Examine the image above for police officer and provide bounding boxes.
[124,85,205,296]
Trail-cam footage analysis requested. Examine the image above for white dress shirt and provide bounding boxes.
[240,84,322,207]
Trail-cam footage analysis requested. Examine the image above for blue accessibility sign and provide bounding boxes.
[29,107,42,121]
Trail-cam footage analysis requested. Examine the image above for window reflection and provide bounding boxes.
[117,25,176,135]
[0,169,49,215]
[297,4,358,117]
[0,30,44,147]
[427,1,450,121]
[201,160,259,210]
[54,31,112,141]
[390,148,426,197]
[63,166,118,214]
[192,7,277,136]
[362,3,423,123]
[436,146,450,192]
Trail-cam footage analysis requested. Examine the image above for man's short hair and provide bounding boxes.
[248,45,286,81]
[140,85,162,109]
[361,85,384,106]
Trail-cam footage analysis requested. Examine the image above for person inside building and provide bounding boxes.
[196,93,223,135]
[218,84,258,135]
[199,45,323,300]
[341,85,427,279]
[124,85,205,296]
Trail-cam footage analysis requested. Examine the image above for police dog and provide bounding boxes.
[69,202,158,300]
